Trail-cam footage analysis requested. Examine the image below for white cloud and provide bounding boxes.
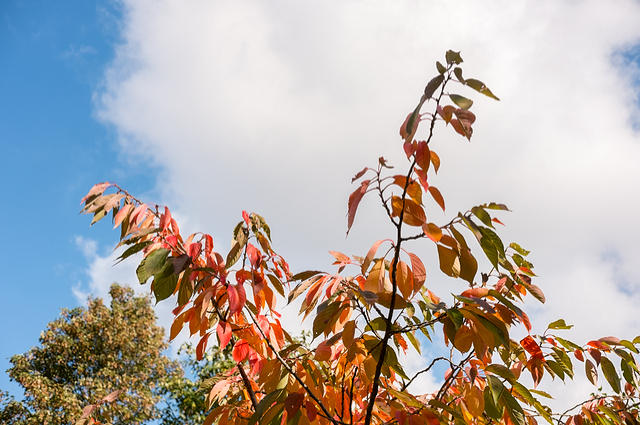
[93,0,640,410]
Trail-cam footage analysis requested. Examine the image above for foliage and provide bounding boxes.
[159,333,311,425]
[2,284,180,425]
[159,343,235,425]
[81,51,640,425]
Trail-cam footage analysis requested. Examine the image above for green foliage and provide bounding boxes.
[1,284,180,424]
[159,343,235,425]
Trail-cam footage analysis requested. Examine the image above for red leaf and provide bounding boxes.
[217,322,232,350]
[204,234,213,255]
[414,169,429,192]
[352,167,369,183]
[228,284,245,314]
[347,180,370,234]
[247,243,261,268]
[521,336,543,357]
[285,393,305,417]
[242,210,250,225]
[160,206,172,230]
[232,339,250,362]
[187,242,202,260]
[403,141,416,159]
[415,141,430,172]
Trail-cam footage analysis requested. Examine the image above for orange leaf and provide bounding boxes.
[113,203,133,229]
[196,332,211,360]
[391,196,426,226]
[423,222,442,242]
[461,287,489,298]
[521,336,543,358]
[314,341,332,361]
[430,150,441,173]
[428,186,445,211]
[414,141,430,172]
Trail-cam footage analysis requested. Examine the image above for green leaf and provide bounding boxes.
[153,272,178,303]
[620,357,635,386]
[509,242,530,256]
[547,319,573,330]
[529,389,553,399]
[291,270,324,281]
[436,61,446,74]
[423,74,445,99]
[364,317,388,333]
[620,339,639,353]
[471,206,493,228]
[225,240,244,269]
[501,387,526,425]
[447,308,464,330]
[90,209,107,225]
[445,50,463,65]
[555,336,582,351]
[483,386,503,419]
[177,269,193,306]
[453,67,464,82]
[249,389,286,425]
[485,364,515,382]
[267,274,286,298]
[465,78,500,100]
[485,202,510,211]
[449,94,473,110]
[312,301,341,339]
[600,356,621,393]
[116,240,152,264]
[136,248,170,284]
[406,331,421,354]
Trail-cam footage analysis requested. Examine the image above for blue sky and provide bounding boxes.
[0,0,155,395]
[2,0,640,411]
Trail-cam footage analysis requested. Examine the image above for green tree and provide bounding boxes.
[159,343,234,425]
[1,284,180,425]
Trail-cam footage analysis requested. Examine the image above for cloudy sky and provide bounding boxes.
[2,0,640,409]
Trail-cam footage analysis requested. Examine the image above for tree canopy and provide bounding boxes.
[79,51,640,425]
[2,284,180,425]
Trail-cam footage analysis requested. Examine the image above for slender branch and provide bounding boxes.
[210,304,259,411]
[363,67,452,425]
[435,353,472,401]
[244,307,345,425]
[400,357,452,391]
